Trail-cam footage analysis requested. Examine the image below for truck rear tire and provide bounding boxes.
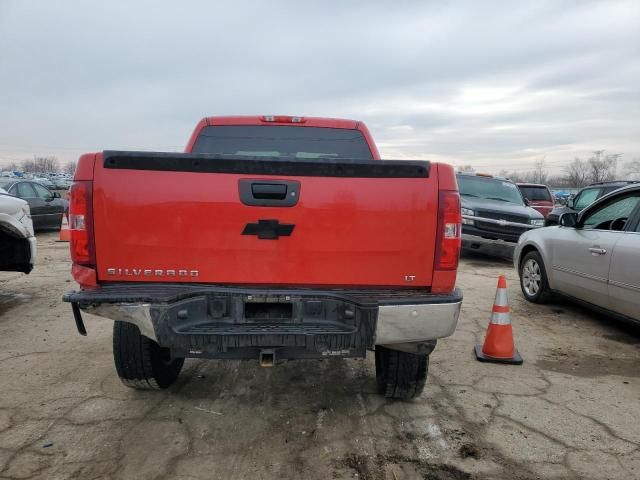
[375,346,428,400]
[113,321,184,390]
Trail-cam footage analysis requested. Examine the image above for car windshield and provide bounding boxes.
[518,185,552,202]
[457,176,524,205]
[192,125,374,160]
[574,188,601,210]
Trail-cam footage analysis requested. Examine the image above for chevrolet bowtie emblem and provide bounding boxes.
[242,219,295,240]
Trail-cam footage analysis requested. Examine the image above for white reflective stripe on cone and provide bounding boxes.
[490,311,512,325]
[494,288,509,307]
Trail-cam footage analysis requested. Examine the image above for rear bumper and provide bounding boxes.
[63,285,462,357]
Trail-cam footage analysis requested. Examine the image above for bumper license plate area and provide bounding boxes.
[244,301,293,321]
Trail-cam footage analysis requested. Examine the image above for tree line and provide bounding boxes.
[459,151,639,188]
[3,156,76,175]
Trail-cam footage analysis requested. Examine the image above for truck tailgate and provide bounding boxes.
[92,152,438,287]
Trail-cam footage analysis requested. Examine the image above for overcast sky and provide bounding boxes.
[1,1,638,174]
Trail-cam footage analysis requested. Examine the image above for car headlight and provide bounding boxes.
[530,219,545,227]
[461,208,475,225]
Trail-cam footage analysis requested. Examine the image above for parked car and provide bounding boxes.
[0,189,36,273]
[51,178,72,190]
[545,181,638,226]
[33,177,57,189]
[515,184,640,323]
[458,173,544,253]
[517,183,554,218]
[0,179,68,230]
[552,190,572,205]
[63,115,463,400]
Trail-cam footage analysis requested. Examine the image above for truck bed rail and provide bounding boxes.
[102,151,430,178]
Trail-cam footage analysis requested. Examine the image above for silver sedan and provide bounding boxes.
[514,184,640,323]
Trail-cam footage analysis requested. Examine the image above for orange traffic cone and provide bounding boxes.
[58,213,70,242]
[474,275,523,365]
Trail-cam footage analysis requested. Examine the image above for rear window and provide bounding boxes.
[192,125,374,160]
[518,185,552,202]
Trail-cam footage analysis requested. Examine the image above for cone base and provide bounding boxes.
[474,344,523,365]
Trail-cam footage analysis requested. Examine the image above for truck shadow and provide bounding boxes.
[169,356,377,407]
[460,249,514,266]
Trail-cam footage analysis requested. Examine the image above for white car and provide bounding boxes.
[0,188,37,273]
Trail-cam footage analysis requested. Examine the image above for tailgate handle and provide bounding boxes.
[251,183,287,200]
[239,179,300,207]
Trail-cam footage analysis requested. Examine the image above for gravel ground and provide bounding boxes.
[0,232,638,480]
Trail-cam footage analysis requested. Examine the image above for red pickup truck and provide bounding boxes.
[63,115,462,399]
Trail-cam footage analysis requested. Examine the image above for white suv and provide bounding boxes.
[0,188,37,273]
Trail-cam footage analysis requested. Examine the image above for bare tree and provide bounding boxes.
[530,158,548,184]
[563,158,589,188]
[623,159,640,179]
[547,174,569,188]
[458,165,475,173]
[20,156,60,174]
[588,150,620,183]
[63,161,77,175]
[33,156,59,173]
[494,160,547,185]
[4,162,18,171]
[21,159,37,173]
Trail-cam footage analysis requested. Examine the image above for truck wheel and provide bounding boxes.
[519,250,551,304]
[375,346,428,400]
[113,321,184,389]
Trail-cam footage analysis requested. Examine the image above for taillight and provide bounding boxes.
[434,190,461,271]
[260,115,305,123]
[69,181,95,266]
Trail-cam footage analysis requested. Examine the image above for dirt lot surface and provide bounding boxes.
[0,232,638,479]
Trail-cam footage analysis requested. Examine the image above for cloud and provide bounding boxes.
[0,0,638,174]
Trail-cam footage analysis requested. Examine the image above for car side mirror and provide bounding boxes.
[559,212,578,228]
[523,198,530,206]
[567,198,574,209]
[53,191,61,198]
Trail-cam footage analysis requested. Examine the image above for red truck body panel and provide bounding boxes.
[71,116,459,291]
[91,161,438,287]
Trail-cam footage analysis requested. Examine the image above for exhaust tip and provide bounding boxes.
[260,350,275,368]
